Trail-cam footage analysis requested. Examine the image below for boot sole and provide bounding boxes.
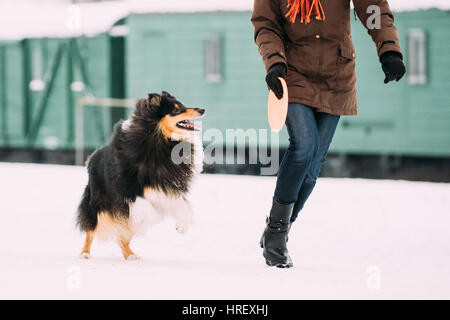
[266,259,293,268]
[261,234,293,268]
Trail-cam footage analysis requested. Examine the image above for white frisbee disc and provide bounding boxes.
[268,77,288,132]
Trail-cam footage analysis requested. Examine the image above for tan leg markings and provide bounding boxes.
[119,237,137,260]
[80,231,94,258]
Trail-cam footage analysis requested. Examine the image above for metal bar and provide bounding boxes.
[109,35,127,129]
[21,39,32,137]
[75,97,84,166]
[27,42,65,145]
[66,39,75,147]
[73,38,104,142]
[73,38,94,96]
[79,97,137,108]
[74,96,136,166]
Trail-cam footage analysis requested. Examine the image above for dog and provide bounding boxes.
[77,91,204,260]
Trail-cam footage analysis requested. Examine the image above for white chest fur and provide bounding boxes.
[128,188,194,237]
[128,135,202,236]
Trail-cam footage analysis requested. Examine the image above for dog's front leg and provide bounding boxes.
[175,197,194,234]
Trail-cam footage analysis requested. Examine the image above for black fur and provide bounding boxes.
[77,91,202,232]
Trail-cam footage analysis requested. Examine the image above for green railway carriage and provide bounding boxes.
[126,8,450,158]
[0,33,126,150]
[0,1,449,164]
[334,8,450,157]
[0,40,24,148]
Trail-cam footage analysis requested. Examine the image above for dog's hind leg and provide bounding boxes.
[80,231,94,259]
[175,197,194,234]
[118,237,139,260]
[77,185,98,259]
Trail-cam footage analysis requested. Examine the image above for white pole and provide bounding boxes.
[74,97,136,166]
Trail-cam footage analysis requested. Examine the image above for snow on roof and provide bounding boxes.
[0,1,129,40]
[1,0,449,40]
[388,0,450,11]
[129,0,450,12]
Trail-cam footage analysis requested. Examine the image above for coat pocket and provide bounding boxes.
[335,42,357,91]
[286,67,306,88]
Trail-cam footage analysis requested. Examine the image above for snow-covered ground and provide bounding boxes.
[0,163,449,299]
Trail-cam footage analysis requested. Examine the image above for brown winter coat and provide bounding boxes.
[251,0,402,116]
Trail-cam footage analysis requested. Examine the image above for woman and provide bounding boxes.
[252,0,406,268]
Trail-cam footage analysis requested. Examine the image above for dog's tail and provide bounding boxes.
[76,185,98,232]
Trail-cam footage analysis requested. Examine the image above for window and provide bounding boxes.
[408,29,427,85]
[204,34,222,83]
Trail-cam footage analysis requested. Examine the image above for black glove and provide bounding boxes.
[380,51,406,84]
[266,63,287,99]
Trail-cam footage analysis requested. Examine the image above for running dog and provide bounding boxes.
[77,91,204,260]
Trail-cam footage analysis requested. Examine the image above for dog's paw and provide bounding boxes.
[175,207,193,234]
[125,254,140,261]
[80,252,91,260]
[176,221,189,234]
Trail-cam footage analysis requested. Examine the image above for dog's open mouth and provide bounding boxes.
[176,120,200,131]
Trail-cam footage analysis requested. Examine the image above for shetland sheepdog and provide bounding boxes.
[77,91,204,260]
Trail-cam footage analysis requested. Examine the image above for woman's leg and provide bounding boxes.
[274,103,319,205]
[290,112,340,221]
[262,103,318,268]
[262,104,339,268]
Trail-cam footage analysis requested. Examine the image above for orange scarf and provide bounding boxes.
[286,0,326,24]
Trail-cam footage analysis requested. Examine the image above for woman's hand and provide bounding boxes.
[381,51,406,84]
[266,63,287,99]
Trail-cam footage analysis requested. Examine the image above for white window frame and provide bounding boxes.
[408,29,427,85]
[204,34,222,83]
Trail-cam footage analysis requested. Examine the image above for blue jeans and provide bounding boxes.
[274,103,340,222]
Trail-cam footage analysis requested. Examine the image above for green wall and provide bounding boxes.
[126,12,270,146]
[0,41,26,148]
[332,9,450,156]
[1,9,449,158]
[0,35,115,150]
[126,9,450,157]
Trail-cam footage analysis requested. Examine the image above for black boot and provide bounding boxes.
[260,225,291,247]
[260,199,294,268]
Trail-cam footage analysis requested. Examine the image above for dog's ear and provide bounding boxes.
[161,91,174,98]
[160,94,173,116]
[148,93,161,106]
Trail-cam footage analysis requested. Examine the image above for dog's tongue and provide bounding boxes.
[185,121,194,129]
[188,120,201,131]
[179,120,200,131]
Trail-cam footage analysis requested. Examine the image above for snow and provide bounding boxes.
[388,0,450,11]
[0,162,449,299]
[1,0,449,40]
[0,1,128,40]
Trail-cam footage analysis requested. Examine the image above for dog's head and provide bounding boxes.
[133,91,205,140]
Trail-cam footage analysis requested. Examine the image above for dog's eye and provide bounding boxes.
[172,108,181,115]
